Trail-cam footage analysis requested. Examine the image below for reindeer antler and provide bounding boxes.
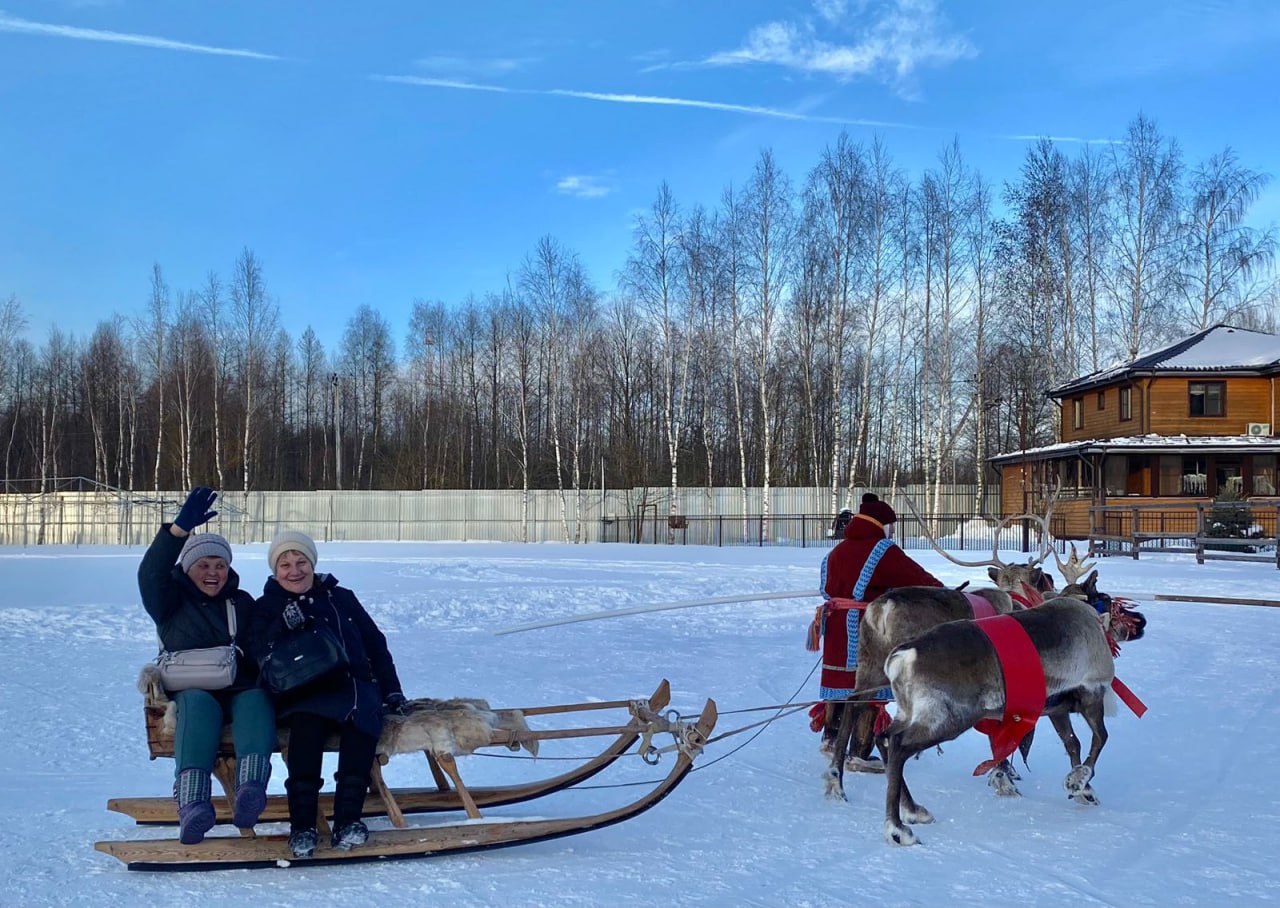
[1009,481,1095,584]
[901,494,1012,570]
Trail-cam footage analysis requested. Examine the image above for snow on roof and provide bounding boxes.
[1051,325,1280,396]
[990,432,1280,463]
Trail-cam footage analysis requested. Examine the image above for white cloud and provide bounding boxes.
[705,0,974,92]
[555,175,612,199]
[0,11,282,60]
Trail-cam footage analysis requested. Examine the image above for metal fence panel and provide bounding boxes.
[0,484,1004,548]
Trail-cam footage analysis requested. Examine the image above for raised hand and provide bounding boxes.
[174,487,219,532]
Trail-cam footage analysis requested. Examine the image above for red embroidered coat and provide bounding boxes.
[820,514,943,601]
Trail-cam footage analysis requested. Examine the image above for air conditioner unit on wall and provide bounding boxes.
[1246,422,1271,436]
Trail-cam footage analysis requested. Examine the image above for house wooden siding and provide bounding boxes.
[998,464,1092,538]
[1060,375,1278,442]
[995,326,1280,549]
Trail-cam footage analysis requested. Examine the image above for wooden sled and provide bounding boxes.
[95,678,717,871]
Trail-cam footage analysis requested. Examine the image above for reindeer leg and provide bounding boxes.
[845,705,886,774]
[822,698,856,802]
[883,729,924,846]
[1063,695,1108,805]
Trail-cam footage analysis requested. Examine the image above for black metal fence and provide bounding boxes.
[599,512,1065,555]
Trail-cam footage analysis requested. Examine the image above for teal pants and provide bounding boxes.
[173,687,276,776]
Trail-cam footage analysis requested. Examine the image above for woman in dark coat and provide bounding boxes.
[138,487,275,845]
[250,530,406,859]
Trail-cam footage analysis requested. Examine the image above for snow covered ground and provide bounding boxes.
[2,539,1278,907]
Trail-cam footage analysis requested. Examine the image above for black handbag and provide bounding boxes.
[262,623,349,695]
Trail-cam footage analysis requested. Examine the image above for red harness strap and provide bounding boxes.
[1111,677,1148,717]
[972,615,1046,776]
[963,591,997,619]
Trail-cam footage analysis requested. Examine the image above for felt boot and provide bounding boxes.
[175,768,216,845]
[232,752,272,828]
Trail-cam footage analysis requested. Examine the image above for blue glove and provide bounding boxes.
[174,487,218,532]
[282,601,308,630]
[384,692,409,716]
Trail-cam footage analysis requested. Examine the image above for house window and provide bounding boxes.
[1254,455,1277,496]
[1189,381,1225,417]
[1181,456,1207,495]
[1097,391,1105,411]
[1103,457,1126,496]
[1158,455,1182,496]
[1119,386,1132,421]
[1072,398,1084,430]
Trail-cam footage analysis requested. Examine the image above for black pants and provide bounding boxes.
[284,712,378,831]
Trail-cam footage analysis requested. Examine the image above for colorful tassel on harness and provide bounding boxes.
[808,701,826,732]
[805,605,824,652]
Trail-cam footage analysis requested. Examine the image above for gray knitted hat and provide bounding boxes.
[179,532,233,573]
[269,529,318,572]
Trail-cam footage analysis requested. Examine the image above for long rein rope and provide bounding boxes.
[471,656,887,789]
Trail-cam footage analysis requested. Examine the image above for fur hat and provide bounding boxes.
[179,532,233,573]
[858,493,897,525]
[269,529,318,572]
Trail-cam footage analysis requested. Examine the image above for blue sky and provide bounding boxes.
[3,0,1279,351]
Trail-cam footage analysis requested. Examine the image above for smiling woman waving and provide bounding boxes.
[137,486,275,845]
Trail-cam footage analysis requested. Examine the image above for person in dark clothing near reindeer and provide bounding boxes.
[812,493,945,761]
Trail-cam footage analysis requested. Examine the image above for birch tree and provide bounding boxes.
[742,150,796,529]
[1107,114,1183,358]
[230,248,278,491]
[1181,148,1276,329]
[623,183,691,538]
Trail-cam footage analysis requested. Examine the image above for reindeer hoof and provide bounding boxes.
[884,820,918,846]
[989,769,1022,798]
[822,769,848,802]
[901,804,934,824]
[1069,787,1100,806]
[1064,764,1094,794]
[845,755,886,774]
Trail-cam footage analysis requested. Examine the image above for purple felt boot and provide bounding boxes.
[175,768,216,845]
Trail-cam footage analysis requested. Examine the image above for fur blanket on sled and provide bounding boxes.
[137,664,537,758]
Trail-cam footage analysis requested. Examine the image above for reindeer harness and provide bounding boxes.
[971,614,1046,775]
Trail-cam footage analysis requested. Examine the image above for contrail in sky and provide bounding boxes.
[374,75,913,129]
[0,11,282,60]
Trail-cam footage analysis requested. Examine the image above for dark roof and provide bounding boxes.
[1049,324,1280,398]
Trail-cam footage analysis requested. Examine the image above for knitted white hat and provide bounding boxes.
[179,533,233,573]
[269,530,318,572]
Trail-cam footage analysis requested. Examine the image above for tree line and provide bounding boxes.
[2,114,1276,522]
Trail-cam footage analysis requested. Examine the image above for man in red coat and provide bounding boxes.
[814,494,944,762]
[821,493,942,601]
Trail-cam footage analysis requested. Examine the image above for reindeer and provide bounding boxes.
[879,594,1118,846]
[823,491,1142,801]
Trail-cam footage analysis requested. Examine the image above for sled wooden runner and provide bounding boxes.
[108,679,673,827]
[94,697,717,872]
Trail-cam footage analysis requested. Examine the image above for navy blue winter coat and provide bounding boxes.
[137,525,262,692]
[249,573,403,739]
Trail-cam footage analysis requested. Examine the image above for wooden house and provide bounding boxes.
[990,324,1280,541]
